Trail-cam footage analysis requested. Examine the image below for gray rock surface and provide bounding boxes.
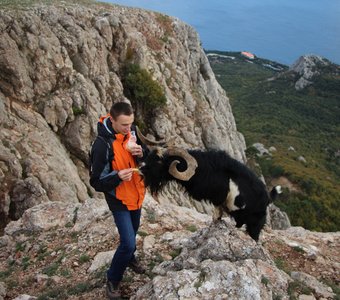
[135,220,291,300]
[0,281,6,300]
[0,194,338,299]
[290,55,330,90]
[291,271,335,299]
[268,204,291,230]
[0,2,246,230]
[4,3,333,299]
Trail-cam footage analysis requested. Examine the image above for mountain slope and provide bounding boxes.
[0,1,246,232]
[1,196,339,299]
[0,2,339,299]
[207,51,340,232]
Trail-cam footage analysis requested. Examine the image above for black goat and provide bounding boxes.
[139,148,281,241]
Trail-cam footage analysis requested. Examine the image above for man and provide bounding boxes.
[90,102,148,299]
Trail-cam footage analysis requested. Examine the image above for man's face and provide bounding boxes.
[111,114,134,135]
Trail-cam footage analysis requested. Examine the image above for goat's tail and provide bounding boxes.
[269,185,282,202]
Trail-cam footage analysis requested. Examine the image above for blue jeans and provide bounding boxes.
[107,209,141,283]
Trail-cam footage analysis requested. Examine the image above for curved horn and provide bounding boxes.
[166,148,198,181]
[136,126,167,146]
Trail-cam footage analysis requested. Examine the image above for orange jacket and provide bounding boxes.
[111,132,145,210]
[90,114,146,211]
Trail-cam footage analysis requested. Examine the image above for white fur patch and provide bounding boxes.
[155,147,167,158]
[226,179,241,211]
[275,185,283,194]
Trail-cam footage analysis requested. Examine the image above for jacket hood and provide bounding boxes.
[97,114,115,139]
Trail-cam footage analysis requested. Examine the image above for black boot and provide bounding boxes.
[106,280,121,299]
[128,258,145,274]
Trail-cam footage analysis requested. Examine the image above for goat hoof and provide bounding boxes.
[212,217,222,224]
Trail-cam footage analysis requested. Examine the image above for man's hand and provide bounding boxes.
[118,168,133,181]
[129,144,143,157]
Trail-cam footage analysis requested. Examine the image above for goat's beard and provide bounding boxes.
[145,179,166,196]
[139,164,169,196]
[139,171,167,196]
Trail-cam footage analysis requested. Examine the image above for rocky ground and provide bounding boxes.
[0,195,339,299]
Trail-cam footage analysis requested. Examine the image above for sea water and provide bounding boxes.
[101,0,340,65]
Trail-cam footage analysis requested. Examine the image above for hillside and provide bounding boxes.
[1,196,339,299]
[0,2,339,299]
[207,51,340,232]
[0,0,245,233]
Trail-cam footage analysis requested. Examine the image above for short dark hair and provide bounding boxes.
[110,102,134,120]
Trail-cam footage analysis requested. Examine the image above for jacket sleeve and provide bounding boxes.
[89,138,121,192]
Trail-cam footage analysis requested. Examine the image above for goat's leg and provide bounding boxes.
[151,192,160,203]
[212,205,224,222]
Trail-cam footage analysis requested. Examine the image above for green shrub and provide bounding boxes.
[22,256,30,270]
[287,280,313,299]
[37,287,67,300]
[0,268,14,280]
[121,63,166,126]
[261,276,269,286]
[37,245,49,261]
[169,248,181,259]
[42,263,59,276]
[68,282,91,295]
[245,146,260,158]
[274,258,291,274]
[72,106,86,116]
[60,268,71,278]
[186,224,198,232]
[137,230,149,237]
[321,280,340,300]
[15,242,25,252]
[144,207,157,223]
[258,157,285,178]
[79,254,91,264]
[292,246,305,253]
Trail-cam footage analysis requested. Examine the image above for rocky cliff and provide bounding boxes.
[0,1,246,230]
[290,54,337,90]
[0,196,338,299]
[0,2,338,300]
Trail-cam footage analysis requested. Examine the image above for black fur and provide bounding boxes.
[140,149,279,241]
